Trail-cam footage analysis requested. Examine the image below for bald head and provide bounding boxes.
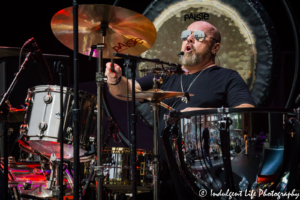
[188,21,221,43]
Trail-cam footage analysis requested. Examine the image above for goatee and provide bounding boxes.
[180,53,199,67]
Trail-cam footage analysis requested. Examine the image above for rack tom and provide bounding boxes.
[19,85,96,161]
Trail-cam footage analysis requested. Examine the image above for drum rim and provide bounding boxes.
[29,85,97,100]
[172,107,297,118]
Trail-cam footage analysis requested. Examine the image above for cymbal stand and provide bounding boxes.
[150,101,159,200]
[89,23,108,200]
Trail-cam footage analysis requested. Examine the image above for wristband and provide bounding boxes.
[110,77,121,85]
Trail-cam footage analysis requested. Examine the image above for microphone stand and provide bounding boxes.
[124,58,138,200]
[0,52,32,200]
[72,1,80,200]
[58,62,64,200]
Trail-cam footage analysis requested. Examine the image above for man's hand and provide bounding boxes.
[105,62,122,85]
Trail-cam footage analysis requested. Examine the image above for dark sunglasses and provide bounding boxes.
[181,30,219,43]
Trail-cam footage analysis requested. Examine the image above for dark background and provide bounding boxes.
[0,0,299,151]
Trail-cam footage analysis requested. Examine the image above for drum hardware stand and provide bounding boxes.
[218,116,236,192]
[0,52,33,200]
[88,22,108,200]
[286,116,300,192]
[54,59,65,200]
[72,1,81,199]
[47,153,75,199]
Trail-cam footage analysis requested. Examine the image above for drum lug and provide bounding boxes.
[94,165,104,177]
[67,127,73,134]
[22,180,32,190]
[39,122,48,131]
[20,124,28,134]
[43,95,53,104]
[8,156,16,164]
[25,97,33,105]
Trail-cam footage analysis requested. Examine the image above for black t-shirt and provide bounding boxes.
[136,65,255,117]
[136,65,255,180]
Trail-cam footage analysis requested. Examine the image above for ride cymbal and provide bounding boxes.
[118,89,194,102]
[51,4,157,58]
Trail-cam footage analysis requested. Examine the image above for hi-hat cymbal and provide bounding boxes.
[51,4,157,58]
[0,47,30,59]
[118,89,194,102]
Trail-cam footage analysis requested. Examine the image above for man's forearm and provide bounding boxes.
[107,76,133,100]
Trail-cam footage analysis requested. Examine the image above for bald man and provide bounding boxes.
[105,21,255,199]
[105,21,255,110]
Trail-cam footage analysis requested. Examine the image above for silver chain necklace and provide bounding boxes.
[180,67,209,103]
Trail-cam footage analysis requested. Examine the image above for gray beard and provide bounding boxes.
[180,53,200,67]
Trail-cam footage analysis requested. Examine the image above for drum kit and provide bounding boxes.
[0,3,188,200]
[1,3,300,200]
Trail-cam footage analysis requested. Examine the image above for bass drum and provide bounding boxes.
[164,108,297,199]
[19,85,96,161]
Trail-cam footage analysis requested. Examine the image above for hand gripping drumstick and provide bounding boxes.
[111,58,115,73]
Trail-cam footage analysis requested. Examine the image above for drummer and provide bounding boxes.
[105,21,255,109]
[105,21,255,199]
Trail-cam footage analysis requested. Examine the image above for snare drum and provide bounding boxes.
[19,85,96,160]
[167,108,297,196]
[102,147,152,187]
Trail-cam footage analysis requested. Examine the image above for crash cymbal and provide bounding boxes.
[118,89,194,102]
[0,47,30,59]
[51,4,157,58]
[0,109,26,123]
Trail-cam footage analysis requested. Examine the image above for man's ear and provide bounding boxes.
[212,43,221,54]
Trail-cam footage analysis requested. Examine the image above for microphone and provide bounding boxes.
[177,51,184,57]
[29,38,53,84]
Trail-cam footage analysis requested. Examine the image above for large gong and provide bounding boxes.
[140,0,279,105]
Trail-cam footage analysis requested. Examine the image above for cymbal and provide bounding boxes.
[0,109,26,123]
[0,47,30,59]
[51,4,157,58]
[118,89,194,102]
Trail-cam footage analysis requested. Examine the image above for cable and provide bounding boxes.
[113,0,121,6]
[103,86,131,147]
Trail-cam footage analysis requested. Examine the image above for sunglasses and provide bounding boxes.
[181,30,219,43]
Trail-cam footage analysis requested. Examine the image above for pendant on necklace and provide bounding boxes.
[181,95,188,104]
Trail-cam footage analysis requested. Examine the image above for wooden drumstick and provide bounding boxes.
[111,58,115,73]
[160,102,175,111]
